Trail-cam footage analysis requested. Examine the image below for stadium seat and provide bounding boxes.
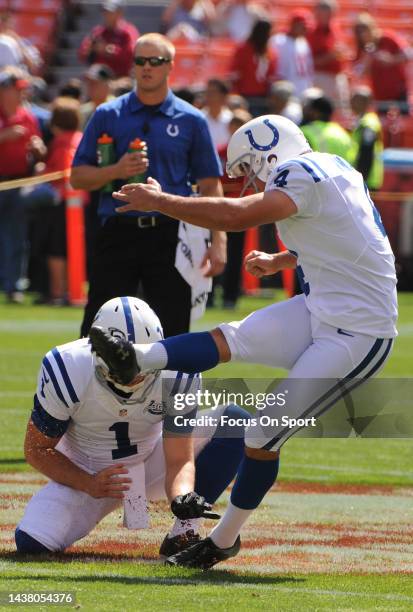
[169,43,205,88]
[13,13,57,58]
[202,39,236,82]
[170,39,236,88]
[10,0,62,13]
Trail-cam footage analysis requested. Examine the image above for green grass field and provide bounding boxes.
[0,293,412,610]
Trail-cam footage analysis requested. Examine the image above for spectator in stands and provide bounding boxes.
[229,19,278,117]
[301,93,353,161]
[79,0,139,78]
[173,87,197,105]
[71,33,225,338]
[202,79,232,152]
[212,0,265,43]
[267,81,302,125]
[22,77,52,144]
[162,0,216,40]
[353,13,410,110]
[308,0,349,108]
[0,10,42,74]
[112,76,133,97]
[59,79,83,101]
[29,98,83,305]
[81,64,114,128]
[227,93,249,112]
[0,67,46,303]
[350,86,383,191]
[270,10,314,98]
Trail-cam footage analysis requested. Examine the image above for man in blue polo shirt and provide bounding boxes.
[71,32,226,337]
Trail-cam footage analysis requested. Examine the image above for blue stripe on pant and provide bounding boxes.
[262,338,393,451]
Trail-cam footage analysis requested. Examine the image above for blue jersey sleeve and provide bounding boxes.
[31,394,70,438]
[189,114,223,181]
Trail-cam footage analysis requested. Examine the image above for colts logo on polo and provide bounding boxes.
[245,118,279,151]
[167,124,179,137]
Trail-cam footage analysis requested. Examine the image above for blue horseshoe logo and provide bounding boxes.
[245,118,279,151]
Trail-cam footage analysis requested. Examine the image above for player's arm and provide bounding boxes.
[244,250,297,278]
[113,179,297,231]
[162,434,195,502]
[24,418,131,499]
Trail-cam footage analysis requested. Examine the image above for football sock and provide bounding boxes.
[210,454,279,549]
[194,404,247,503]
[231,454,280,509]
[168,518,202,539]
[209,502,253,549]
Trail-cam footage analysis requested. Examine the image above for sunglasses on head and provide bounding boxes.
[134,56,171,67]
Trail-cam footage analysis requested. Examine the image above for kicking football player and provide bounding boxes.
[15,296,248,556]
[90,115,397,570]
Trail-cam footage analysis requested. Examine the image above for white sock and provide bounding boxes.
[168,518,202,539]
[209,502,253,549]
[134,343,168,371]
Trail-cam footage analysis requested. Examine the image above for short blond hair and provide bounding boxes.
[134,33,175,60]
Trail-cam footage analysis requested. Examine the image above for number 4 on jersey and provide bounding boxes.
[273,169,290,188]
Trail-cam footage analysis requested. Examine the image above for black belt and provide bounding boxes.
[106,215,177,229]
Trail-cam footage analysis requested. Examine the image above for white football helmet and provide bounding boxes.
[226,115,311,192]
[92,296,163,398]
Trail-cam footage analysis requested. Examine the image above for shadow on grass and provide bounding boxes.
[2,552,304,586]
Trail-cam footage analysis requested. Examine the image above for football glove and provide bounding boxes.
[171,492,220,520]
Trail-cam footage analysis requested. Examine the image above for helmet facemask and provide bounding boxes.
[226,150,266,197]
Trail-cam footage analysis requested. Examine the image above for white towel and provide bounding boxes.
[175,221,213,322]
[123,462,149,529]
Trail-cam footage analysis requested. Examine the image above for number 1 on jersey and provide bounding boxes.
[109,422,138,459]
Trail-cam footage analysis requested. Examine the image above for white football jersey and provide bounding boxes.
[266,152,398,338]
[33,338,200,471]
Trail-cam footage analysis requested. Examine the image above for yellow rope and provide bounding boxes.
[0,169,71,192]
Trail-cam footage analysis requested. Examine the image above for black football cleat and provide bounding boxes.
[159,530,202,559]
[165,535,241,570]
[89,326,139,385]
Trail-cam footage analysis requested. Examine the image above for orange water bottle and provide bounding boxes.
[97,133,115,192]
[128,138,147,183]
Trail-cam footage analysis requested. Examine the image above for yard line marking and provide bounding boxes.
[2,566,411,601]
